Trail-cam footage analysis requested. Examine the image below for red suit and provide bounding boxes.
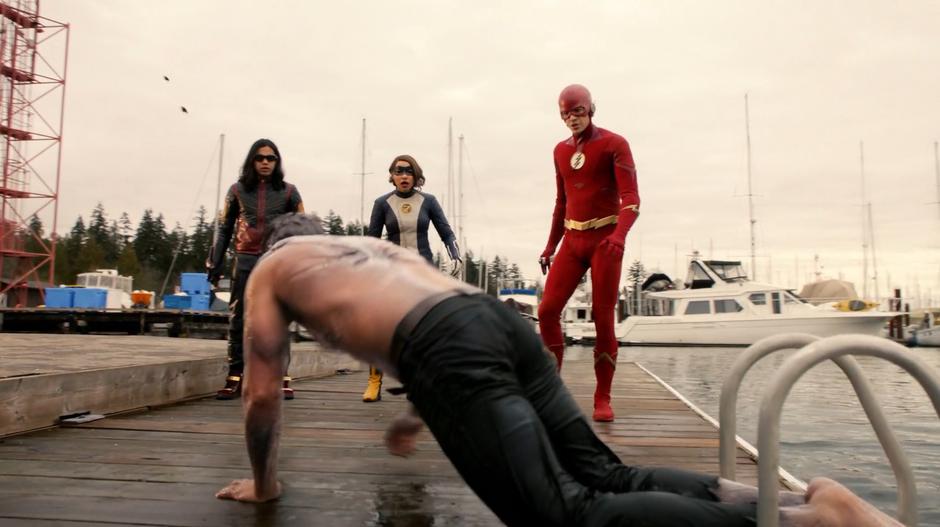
[538,87,639,422]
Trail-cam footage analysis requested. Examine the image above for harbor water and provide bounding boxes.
[567,344,940,524]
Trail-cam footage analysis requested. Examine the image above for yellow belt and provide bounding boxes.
[564,215,617,231]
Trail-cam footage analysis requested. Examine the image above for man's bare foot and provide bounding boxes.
[215,478,282,503]
[782,477,903,527]
[715,478,805,507]
[384,411,424,457]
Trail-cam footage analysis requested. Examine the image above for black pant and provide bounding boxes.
[396,294,757,527]
[226,254,259,375]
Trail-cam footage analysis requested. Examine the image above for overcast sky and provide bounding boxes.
[36,1,940,305]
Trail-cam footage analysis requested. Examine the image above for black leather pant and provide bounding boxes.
[226,253,259,375]
[396,294,757,527]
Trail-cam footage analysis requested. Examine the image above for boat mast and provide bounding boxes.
[359,118,366,227]
[210,133,224,246]
[868,201,879,301]
[745,94,757,280]
[458,133,465,280]
[447,117,454,223]
[934,141,939,307]
[859,141,872,299]
[934,141,939,223]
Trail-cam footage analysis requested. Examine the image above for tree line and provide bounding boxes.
[10,205,526,296]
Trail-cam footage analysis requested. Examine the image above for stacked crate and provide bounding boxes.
[180,273,212,311]
[44,287,76,308]
[73,288,108,309]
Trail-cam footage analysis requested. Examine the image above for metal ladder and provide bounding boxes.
[719,333,940,526]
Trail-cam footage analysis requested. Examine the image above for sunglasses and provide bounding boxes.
[254,154,278,163]
[560,106,589,119]
[393,166,415,175]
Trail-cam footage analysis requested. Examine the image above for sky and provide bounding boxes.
[23,1,940,305]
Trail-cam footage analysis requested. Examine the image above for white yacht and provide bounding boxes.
[566,259,899,346]
[497,278,539,322]
[912,311,940,347]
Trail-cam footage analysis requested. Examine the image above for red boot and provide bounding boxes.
[216,375,242,400]
[592,353,616,422]
[282,376,295,400]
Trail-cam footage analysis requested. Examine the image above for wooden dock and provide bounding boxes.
[0,336,784,526]
[0,307,230,337]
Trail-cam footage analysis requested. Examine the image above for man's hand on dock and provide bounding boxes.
[385,410,424,457]
[215,478,282,503]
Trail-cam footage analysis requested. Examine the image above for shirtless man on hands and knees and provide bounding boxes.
[216,213,902,527]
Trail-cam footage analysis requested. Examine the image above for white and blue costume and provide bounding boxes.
[367,189,459,263]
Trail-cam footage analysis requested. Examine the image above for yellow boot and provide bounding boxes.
[362,366,383,402]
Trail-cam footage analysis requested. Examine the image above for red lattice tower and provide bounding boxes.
[0,1,68,305]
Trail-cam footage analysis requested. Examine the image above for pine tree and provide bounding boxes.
[462,249,479,287]
[345,220,364,236]
[116,244,142,279]
[133,209,157,268]
[626,260,647,314]
[507,263,522,280]
[185,206,213,271]
[87,202,118,264]
[117,212,134,247]
[74,237,105,275]
[486,255,505,295]
[24,215,45,254]
[323,210,345,235]
[61,217,87,282]
[53,233,72,284]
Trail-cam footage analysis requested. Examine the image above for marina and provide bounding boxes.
[0,2,937,526]
[0,335,795,525]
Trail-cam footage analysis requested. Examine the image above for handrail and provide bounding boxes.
[756,335,940,527]
[719,333,918,524]
[720,333,818,479]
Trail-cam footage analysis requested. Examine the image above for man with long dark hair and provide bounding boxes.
[207,138,304,400]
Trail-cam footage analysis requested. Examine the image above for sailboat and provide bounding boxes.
[912,141,940,347]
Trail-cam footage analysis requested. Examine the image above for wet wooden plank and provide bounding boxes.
[0,334,361,436]
[0,358,775,525]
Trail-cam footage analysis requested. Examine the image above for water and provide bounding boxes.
[568,344,940,524]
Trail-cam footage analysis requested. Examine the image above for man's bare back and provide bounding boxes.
[247,235,478,376]
[218,217,905,526]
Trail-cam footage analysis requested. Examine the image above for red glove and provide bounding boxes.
[539,250,554,275]
[598,236,624,259]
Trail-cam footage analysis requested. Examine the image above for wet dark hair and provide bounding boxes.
[240,138,285,192]
[262,213,326,251]
[387,154,425,188]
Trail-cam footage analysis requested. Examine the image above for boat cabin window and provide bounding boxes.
[749,293,766,305]
[771,292,782,314]
[708,261,748,282]
[715,299,743,313]
[687,262,715,289]
[685,300,711,315]
[647,298,674,316]
[783,291,802,304]
[576,309,589,321]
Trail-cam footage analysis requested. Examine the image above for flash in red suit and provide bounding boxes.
[537,84,640,422]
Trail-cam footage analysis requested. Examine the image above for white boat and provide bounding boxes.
[566,258,900,346]
[75,269,133,309]
[497,278,539,321]
[913,311,940,347]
